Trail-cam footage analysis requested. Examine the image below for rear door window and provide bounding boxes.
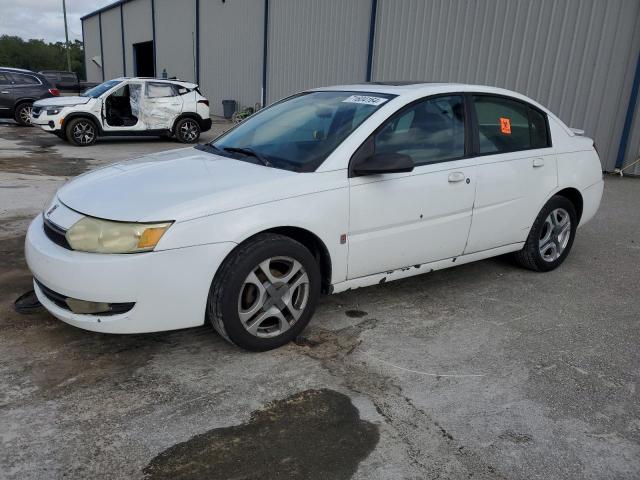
[473,95,550,154]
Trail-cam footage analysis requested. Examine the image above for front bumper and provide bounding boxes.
[31,111,63,133]
[25,215,236,334]
[200,117,212,132]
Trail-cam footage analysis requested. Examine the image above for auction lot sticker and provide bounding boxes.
[342,95,389,106]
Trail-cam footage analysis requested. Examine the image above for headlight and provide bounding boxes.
[42,106,66,115]
[65,217,173,253]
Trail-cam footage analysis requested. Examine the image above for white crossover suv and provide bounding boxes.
[25,82,604,350]
[30,77,211,146]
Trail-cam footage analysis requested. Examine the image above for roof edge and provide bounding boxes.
[81,0,129,21]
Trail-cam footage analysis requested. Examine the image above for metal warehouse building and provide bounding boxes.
[82,0,640,173]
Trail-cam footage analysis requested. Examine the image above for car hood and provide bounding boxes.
[34,96,92,107]
[56,148,304,222]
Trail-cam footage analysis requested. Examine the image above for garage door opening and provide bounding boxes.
[133,41,154,77]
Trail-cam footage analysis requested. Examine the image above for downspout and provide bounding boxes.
[120,3,126,76]
[98,12,105,81]
[81,20,87,81]
[615,44,640,170]
[195,0,200,84]
[262,0,269,106]
[151,0,157,76]
[365,0,378,82]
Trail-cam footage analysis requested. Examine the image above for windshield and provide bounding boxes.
[211,91,395,172]
[81,80,121,98]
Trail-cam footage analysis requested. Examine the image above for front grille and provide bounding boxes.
[35,279,135,316]
[43,217,72,250]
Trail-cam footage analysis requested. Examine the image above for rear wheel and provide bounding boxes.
[175,118,200,143]
[207,233,321,351]
[514,195,577,272]
[14,102,33,126]
[66,118,97,146]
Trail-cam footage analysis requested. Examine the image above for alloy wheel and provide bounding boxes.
[20,105,33,125]
[237,256,310,338]
[72,121,95,145]
[539,207,571,262]
[180,120,198,141]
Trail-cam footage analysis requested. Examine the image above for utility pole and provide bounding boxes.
[62,0,71,71]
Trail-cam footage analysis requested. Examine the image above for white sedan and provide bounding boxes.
[25,82,604,350]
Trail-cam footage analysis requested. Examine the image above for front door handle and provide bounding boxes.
[448,172,465,183]
[0,91,10,94]
[533,157,544,167]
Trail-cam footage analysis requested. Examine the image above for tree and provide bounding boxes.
[0,35,85,78]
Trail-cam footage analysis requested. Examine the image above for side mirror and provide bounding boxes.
[352,152,414,176]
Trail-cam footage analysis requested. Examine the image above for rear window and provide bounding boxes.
[11,73,41,85]
[146,83,176,98]
[60,73,77,83]
[473,95,550,154]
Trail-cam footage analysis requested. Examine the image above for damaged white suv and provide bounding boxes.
[30,77,211,146]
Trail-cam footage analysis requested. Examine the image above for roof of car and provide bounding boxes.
[0,67,39,74]
[312,81,571,137]
[313,82,548,105]
[111,76,197,87]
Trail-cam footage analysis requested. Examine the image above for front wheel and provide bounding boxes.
[207,233,321,351]
[514,195,578,272]
[66,118,97,146]
[175,118,200,143]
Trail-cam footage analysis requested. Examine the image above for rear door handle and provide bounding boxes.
[0,91,10,94]
[448,172,466,182]
[533,157,544,167]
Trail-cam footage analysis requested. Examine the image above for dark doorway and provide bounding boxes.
[133,41,154,77]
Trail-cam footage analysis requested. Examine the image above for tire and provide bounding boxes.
[175,118,200,143]
[514,195,578,272]
[14,102,33,126]
[207,233,321,351]
[66,117,98,146]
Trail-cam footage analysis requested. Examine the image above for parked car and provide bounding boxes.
[0,67,59,126]
[25,83,604,350]
[38,70,99,96]
[30,77,212,145]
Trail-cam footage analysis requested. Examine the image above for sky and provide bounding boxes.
[0,0,114,43]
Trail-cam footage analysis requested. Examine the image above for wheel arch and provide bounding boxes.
[231,226,333,294]
[554,187,584,222]
[64,112,103,134]
[171,112,204,133]
[12,98,37,116]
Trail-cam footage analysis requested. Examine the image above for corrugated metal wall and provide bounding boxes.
[100,8,123,80]
[372,0,640,172]
[155,0,196,82]
[83,15,102,82]
[81,0,640,171]
[266,0,372,104]
[122,0,153,76]
[628,99,640,175]
[200,0,264,116]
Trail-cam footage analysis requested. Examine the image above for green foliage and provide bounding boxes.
[0,35,85,79]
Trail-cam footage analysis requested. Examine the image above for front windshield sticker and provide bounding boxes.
[341,95,389,106]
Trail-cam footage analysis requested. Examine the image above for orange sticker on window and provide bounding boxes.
[500,117,511,134]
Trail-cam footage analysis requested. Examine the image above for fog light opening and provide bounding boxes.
[65,298,112,314]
